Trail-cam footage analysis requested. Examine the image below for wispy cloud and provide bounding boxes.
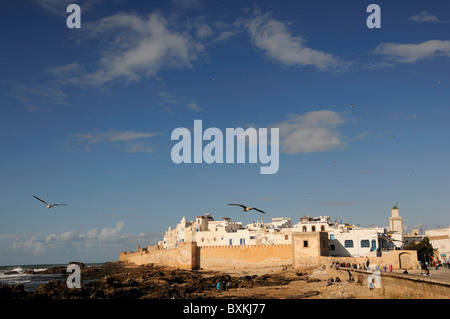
[158,91,204,113]
[69,129,161,153]
[407,11,449,23]
[270,110,346,155]
[4,81,69,112]
[244,11,347,71]
[81,12,205,86]
[372,40,450,63]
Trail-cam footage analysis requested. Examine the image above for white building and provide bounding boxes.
[158,208,402,258]
[403,229,424,247]
[425,227,450,263]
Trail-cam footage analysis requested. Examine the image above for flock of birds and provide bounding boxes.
[33,195,266,215]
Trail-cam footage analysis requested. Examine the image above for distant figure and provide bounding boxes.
[216,282,220,291]
[389,264,393,272]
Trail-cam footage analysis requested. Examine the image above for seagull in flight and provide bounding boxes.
[33,195,67,209]
[227,204,266,214]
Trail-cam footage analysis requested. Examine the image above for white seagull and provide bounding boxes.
[33,195,67,209]
[227,204,266,214]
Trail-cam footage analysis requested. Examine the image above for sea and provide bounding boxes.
[0,263,103,292]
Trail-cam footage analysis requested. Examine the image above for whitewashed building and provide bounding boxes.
[158,207,403,258]
[426,227,450,263]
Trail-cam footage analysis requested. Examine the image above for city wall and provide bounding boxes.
[119,242,292,270]
[119,239,417,272]
[119,242,196,270]
[197,244,292,270]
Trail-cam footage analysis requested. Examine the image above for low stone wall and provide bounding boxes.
[328,267,450,299]
[292,250,418,271]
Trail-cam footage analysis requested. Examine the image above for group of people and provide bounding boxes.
[330,260,393,272]
[326,276,342,286]
[215,280,231,292]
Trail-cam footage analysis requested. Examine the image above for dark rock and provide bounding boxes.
[0,284,28,299]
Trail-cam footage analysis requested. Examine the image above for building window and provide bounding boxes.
[240,238,245,245]
[361,240,370,248]
[321,225,325,231]
[312,226,316,232]
[330,234,334,240]
[330,244,335,251]
[285,235,289,240]
[344,240,354,248]
[303,240,308,248]
[302,226,307,232]
[229,239,232,246]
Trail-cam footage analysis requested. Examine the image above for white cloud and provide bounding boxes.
[186,100,204,112]
[407,11,448,23]
[373,40,450,63]
[212,31,237,44]
[70,129,161,153]
[245,12,343,70]
[271,110,346,154]
[77,12,205,86]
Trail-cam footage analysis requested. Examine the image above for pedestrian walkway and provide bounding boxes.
[390,267,450,283]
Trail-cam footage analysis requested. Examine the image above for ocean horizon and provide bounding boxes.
[0,262,105,292]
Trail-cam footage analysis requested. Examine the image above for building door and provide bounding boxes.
[371,239,377,251]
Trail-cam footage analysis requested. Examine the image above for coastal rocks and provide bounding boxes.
[2,262,306,299]
[0,284,27,299]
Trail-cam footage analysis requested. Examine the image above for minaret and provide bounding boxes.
[389,205,403,234]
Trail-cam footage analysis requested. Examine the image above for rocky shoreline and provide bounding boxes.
[0,261,383,299]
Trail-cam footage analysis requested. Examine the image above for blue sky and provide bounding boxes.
[0,0,449,265]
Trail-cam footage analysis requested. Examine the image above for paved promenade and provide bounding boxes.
[390,266,450,283]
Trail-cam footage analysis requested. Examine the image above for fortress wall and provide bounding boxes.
[119,241,418,272]
[197,244,292,270]
[119,242,196,270]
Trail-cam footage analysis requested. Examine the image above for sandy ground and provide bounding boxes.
[194,266,384,299]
